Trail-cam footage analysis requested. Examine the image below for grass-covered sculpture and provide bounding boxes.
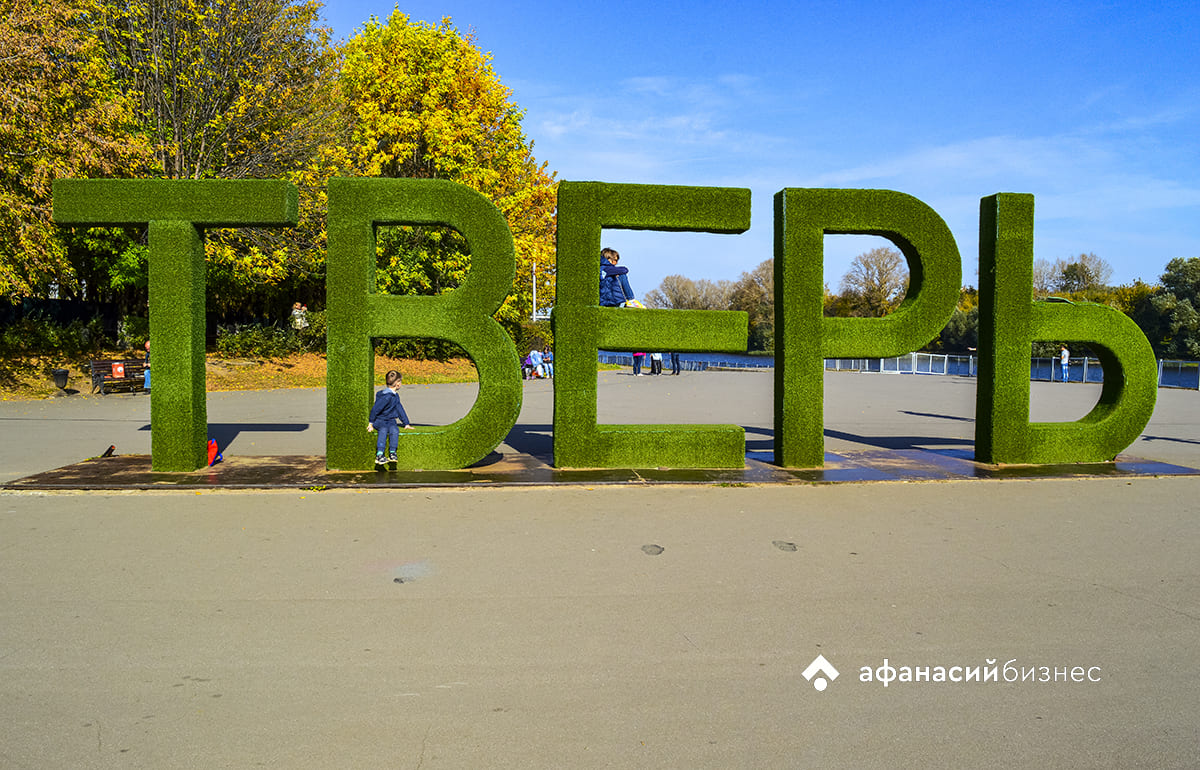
[53,178,1156,476]
[773,189,962,468]
[553,182,751,468]
[53,179,298,471]
[975,193,1157,463]
[325,178,522,470]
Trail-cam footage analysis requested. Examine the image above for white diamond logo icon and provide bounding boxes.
[802,654,839,692]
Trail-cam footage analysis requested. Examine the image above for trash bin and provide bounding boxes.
[52,368,69,390]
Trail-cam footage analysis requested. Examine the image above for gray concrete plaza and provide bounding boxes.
[2,371,1198,767]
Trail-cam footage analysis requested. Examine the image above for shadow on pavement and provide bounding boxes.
[5,425,1196,490]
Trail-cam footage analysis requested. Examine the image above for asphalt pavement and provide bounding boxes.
[1,371,1198,768]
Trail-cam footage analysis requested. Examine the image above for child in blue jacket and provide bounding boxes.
[367,370,412,463]
[600,247,635,307]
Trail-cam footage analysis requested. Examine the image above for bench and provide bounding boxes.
[89,360,148,394]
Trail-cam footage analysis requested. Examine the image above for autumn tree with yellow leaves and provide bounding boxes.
[339,12,557,332]
[1,0,347,314]
[4,3,556,344]
[0,0,154,299]
[95,0,347,314]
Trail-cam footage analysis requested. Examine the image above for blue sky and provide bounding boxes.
[320,1,1200,297]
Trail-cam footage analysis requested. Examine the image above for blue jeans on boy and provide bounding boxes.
[375,423,399,457]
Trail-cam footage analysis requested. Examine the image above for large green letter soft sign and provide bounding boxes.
[553,182,751,469]
[773,189,962,468]
[53,180,298,471]
[975,194,1157,463]
[325,178,522,470]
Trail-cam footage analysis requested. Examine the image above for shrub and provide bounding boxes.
[118,315,150,349]
[215,323,297,358]
[296,309,326,352]
[0,315,108,357]
[372,337,467,361]
[215,310,328,357]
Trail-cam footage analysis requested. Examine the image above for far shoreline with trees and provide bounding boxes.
[643,250,1200,362]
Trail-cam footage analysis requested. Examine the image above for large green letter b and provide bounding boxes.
[325,179,522,470]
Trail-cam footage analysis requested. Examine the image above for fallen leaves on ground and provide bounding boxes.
[0,353,478,400]
[205,353,478,391]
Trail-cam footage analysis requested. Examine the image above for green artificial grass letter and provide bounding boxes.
[553,182,751,468]
[52,179,298,471]
[325,179,522,470]
[773,189,962,468]
[974,193,1157,463]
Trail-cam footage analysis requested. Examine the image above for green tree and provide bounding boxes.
[1109,279,1159,317]
[1104,279,1161,354]
[644,275,733,310]
[1034,253,1113,298]
[0,0,153,298]
[936,306,978,352]
[94,0,347,316]
[1147,258,1200,359]
[729,259,774,351]
[339,12,557,331]
[928,286,979,352]
[837,246,908,317]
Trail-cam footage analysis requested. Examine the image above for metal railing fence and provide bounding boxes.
[825,353,1199,390]
[597,351,1200,389]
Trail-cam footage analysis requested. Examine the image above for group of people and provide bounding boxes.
[291,302,309,330]
[631,351,681,376]
[523,348,554,379]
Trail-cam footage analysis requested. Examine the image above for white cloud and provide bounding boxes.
[520,75,1200,290]
[803,135,1111,189]
[525,73,777,170]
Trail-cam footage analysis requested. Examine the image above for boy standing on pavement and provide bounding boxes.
[367,370,413,463]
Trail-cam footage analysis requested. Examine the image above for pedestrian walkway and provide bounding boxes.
[3,370,1198,488]
[3,370,1199,768]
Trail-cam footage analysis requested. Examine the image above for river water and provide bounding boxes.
[598,351,1200,389]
